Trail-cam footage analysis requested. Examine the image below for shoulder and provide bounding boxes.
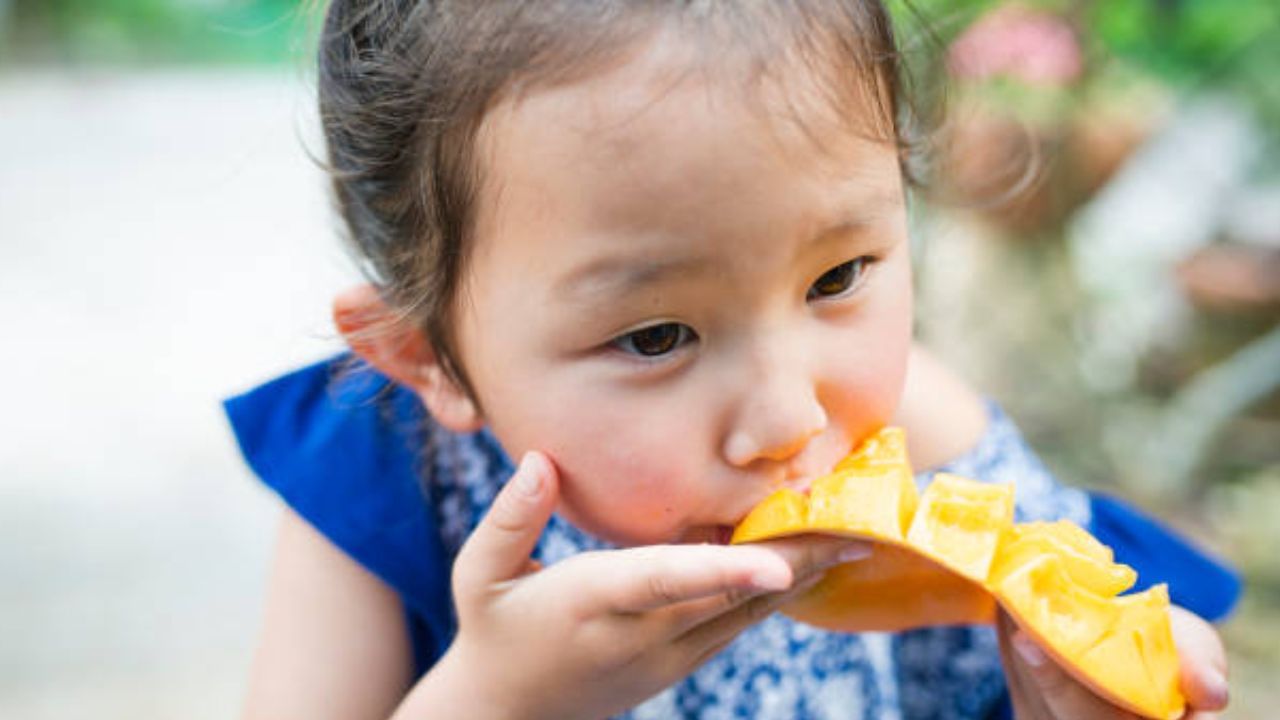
[223,355,429,547]
[893,344,989,471]
[224,354,456,667]
[895,346,1092,524]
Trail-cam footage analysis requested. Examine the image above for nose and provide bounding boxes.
[721,343,828,468]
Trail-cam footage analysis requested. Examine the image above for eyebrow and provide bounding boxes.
[556,206,893,302]
[555,252,717,303]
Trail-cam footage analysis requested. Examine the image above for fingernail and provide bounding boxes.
[515,452,544,498]
[1012,632,1047,668]
[817,544,867,570]
[1204,668,1229,708]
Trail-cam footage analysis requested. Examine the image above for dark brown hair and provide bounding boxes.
[318,0,929,398]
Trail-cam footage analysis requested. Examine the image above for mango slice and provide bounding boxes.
[730,427,1185,720]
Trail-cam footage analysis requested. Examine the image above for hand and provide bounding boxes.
[998,605,1229,719]
[415,451,869,720]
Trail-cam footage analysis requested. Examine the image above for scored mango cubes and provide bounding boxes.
[907,473,1014,582]
[731,426,1185,720]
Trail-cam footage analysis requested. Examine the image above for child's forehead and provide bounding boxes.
[472,29,898,238]
[478,24,890,175]
[477,112,898,262]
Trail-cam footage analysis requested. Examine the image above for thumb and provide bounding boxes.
[453,451,559,597]
[1009,630,1116,718]
[1171,606,1230,712]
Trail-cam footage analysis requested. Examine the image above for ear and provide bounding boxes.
[332,284,484,433]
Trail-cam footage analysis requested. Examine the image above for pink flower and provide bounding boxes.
[948,4,1083,86]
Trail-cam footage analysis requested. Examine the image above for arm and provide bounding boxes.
[242,507,416,720]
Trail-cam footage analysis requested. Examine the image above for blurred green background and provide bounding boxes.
[1,0,1276,718]
[1,0,309,64]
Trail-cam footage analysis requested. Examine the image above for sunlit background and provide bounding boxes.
[2,1,1276,718]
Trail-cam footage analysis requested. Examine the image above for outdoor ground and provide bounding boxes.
[0,68,350,718]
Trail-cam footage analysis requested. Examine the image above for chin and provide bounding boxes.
[554,505,671,547]
[555,503,733,548]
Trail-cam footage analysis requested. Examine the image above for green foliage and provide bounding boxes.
[890,0,1280,135]
[9,0,1279,84]
[5,0,318,65]
[1091,0,1280,99]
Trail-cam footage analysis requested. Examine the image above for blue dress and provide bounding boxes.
[225,355,1240,720]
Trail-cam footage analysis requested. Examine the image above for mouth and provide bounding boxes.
[713,524,734,545]
[699,471,824,546]
[674,524,736,546]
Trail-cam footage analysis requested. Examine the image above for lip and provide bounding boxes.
[788,478,815,494]
[784,469,820,495]
[782,458,829,492]
[709,468,825,544]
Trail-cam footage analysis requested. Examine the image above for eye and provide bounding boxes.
[806,257,870,301]
[611,322,697,358]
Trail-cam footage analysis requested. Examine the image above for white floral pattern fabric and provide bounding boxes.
[421,401,1089,719]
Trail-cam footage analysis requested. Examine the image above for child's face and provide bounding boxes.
[455,36,913,547]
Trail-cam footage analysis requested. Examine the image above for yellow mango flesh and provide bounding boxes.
[1077,585,1183,720]
[907,473,1014,582]
[730,426,1185,720]
[992,521,1138,597]
[994,553,1120,657]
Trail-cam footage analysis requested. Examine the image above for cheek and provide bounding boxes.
[827,258,914,438]
[492,379,709,546]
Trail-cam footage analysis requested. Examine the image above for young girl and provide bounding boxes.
[226,1,1239,718]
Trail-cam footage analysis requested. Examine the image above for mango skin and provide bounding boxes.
[730,427,1185,720]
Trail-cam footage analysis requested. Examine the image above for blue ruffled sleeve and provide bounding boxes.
[1088,493,1241,622]
[223,354,455,673]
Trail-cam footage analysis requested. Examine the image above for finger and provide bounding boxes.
[672,571,826,668]
[1008,628,1137,720]
[453,451,558,597]
[1170,606,1229,712]
[602,533,868,615]
[661,586,775,639]
[659,541,870,637]
[596,544,794,615]
[752,533,872,584]
[996,611,1048,719]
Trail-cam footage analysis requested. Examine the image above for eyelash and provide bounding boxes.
[806,256,874,302]
[610,322,698,359]
[608,256,875,360]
